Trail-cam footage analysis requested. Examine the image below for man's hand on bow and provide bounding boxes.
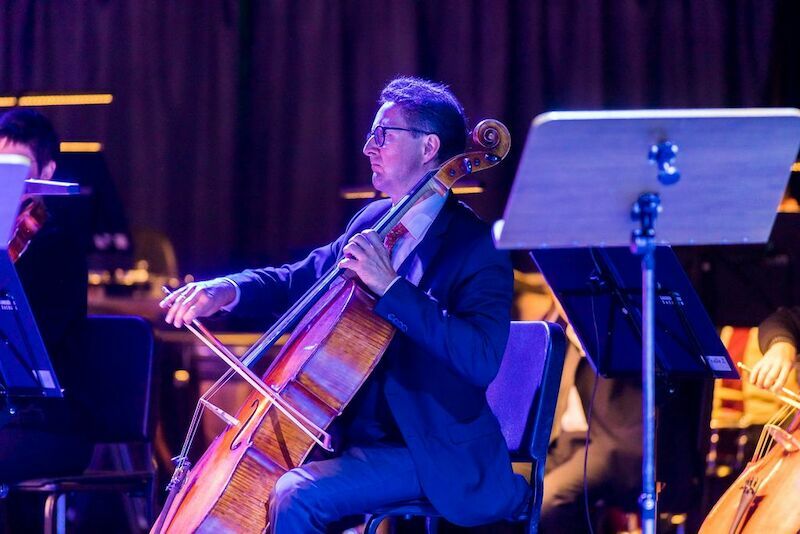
[339,230,398,296]
[750,341,797,392]
[160,278,237,328]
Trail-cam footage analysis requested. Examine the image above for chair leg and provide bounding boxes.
[43,493,66,534]
[43,494,53,534]
[112,443,148,532]
[425,516,439,534]
[148,443,157,524]
[56,494,67,534]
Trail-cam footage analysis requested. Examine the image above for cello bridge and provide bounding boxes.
[764,423,800,452]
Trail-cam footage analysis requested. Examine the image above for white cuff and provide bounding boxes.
[220,277,241,311]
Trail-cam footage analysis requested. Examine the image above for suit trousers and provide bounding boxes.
[268,445,424,533]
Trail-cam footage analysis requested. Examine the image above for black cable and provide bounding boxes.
[583,368,599,534]
[583,249,602,534]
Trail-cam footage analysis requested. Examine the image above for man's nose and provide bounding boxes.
[362,136,377,156]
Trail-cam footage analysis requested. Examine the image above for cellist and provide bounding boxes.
[161,77,530,532]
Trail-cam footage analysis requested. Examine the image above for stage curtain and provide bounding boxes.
[1,0,797,274]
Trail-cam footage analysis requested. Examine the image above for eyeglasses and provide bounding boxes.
[365,125,434,147]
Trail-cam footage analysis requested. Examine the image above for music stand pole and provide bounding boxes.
[631,192,661,534]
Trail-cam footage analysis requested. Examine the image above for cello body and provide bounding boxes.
[155,279,394,532]
[699,416,800,533]
[8,197,47,263]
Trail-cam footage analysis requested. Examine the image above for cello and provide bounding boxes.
[152,119,512,533]
[8,197,48,263]
[699,363,800,533]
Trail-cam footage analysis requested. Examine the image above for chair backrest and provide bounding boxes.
[487,321,566,459]
[485,321,566,526]
[82,315,154,443]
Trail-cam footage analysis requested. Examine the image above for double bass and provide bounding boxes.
[152,120,512,533]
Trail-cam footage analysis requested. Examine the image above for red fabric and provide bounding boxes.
[383,222,409,253]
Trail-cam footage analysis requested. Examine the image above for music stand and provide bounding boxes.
[0,155,64,406]
[494,108,800,534]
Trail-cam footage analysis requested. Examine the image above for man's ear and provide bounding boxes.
[421,134,441,165]
[40,160,56,181]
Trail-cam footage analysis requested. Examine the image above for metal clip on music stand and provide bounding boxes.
[494,108,800,534]
[0,155,78,417]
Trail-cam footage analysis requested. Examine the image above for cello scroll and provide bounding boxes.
[435,119,510,189]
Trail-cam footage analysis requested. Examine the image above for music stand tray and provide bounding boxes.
[0,155,63,399]
[495,108,800,249]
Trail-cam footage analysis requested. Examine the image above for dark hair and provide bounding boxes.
[379,77,467,163]
[0,108,59,170]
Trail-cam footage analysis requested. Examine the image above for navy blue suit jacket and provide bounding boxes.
[228,194,525,525]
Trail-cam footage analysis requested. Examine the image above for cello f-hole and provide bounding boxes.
[231,399,260,451]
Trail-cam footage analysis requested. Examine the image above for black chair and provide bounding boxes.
[364,320,567,534]
[12,315,156,534]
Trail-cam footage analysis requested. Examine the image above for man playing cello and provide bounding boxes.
[162,77,530,532]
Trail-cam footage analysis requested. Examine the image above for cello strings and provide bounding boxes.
[753,404,794,461]
[753,407,780,461]
[759,407,787,460]
[183,385,227,461]
[175,376,236,473]
[172,371,243,477]
[174,401,204,473]
[770,405,796,451]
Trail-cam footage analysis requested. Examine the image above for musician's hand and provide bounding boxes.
[338,230,398,296]
[160,278,237,328]
[750,341,797,392]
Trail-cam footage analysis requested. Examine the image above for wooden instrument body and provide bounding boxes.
[8,197,47,262]
[700,425,800,533]
[157,279,394,533]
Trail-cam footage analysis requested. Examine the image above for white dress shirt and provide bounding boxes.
[384,191,446,289]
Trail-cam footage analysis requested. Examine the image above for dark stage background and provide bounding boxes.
[2,0,800,280]
[3,4,800,531]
